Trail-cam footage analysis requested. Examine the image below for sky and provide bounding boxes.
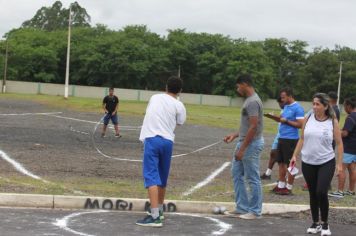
[0,0,355,50]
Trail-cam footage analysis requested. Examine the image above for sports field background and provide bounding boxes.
[0,93,352,207]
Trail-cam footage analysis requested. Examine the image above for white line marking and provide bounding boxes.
[94,144,143,163]
[0,149,86,195]
[90,115,223,162]
[0,149,47,182]
[182,162,231,196]
[54,211,108,236]
[70,126,90,135]
[91,117,143,162]
[172,141,222,158]
[55,211,231,236]
[0,112,62,116]
[174,213,232,235]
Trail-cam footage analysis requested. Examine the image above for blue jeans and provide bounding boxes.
[231,138,264,216]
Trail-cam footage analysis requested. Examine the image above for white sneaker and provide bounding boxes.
[223,211,245,218]
[328,190,344,198]
[306,223,321,234]
[321,224,331,236]
[238,212,261,220]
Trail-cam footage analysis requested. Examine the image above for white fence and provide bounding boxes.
[3,80,313,110]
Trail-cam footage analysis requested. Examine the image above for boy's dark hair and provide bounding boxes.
[344,96,356,109]
[167,76,183,94]
[109,87,114,91]
[280,87,294,97]
[328,91,338,100]
[277,96,282,103]
[236,74,253,86]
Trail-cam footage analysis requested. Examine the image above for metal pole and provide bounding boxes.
[64,6,72,99]
[178,65,181,78]
[2,39,8,93]
[336,61,343,106]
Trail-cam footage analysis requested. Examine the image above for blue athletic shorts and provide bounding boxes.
[143,136,173,188]
[343,153,356,164]
[271,134,279,150]
[103,113,118,125]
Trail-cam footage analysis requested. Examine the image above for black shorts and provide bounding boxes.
[277,138,299,164]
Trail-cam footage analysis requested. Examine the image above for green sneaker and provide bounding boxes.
[146,208,164,220]
[136,215,162,227]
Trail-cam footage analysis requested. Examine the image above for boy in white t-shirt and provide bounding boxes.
[136,76,186,227]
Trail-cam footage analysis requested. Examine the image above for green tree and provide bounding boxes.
[302,48,339,99]
[22,1,90,31]
[335,46,356,101]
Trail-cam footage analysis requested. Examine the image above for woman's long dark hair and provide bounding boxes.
[313,93,335,119]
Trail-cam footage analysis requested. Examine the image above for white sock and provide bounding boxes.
[278,181,286,188]
[151,208,160,219]
[265,168,272,176]
[286,184,293,190]
[158,204,163,212]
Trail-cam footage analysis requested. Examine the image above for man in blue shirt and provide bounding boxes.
[261,96,285,180]
[272,88,304,195]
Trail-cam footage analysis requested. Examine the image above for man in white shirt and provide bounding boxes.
[136,76,186,227]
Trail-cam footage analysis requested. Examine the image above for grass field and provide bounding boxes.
[4,93,346,134]
[2,93,348,132]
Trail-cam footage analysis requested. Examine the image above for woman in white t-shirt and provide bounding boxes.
[290,93,343,236]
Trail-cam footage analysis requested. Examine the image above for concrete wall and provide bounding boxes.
[4,80,313,110]
[6,81,39,94]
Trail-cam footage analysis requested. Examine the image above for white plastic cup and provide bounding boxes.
[288,166,299,176]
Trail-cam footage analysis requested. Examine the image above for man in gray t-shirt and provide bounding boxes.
[239,93,263,141]
[224,74,265,219]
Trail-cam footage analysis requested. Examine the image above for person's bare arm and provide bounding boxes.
[290,118,307,166]
[280,118,304,129]
[341,129,349,138]
[263,113,281,122]
[235,116,258,161]
[224,131,239,143]
[333,119,344,175]
[113,102,119,115]
[102,103,108,113]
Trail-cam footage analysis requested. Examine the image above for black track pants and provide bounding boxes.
[302,159,335,223]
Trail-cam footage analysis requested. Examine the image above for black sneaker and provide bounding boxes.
[321,223,331,236]
[306,222,321,234]
[115,133,122,138]
[136,215,162,227]
[260,173,271,180]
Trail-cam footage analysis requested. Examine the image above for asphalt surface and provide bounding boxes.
[0,207,355,236]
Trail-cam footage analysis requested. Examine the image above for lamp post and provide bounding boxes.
[2,38,8,93]
[64,6,72,99]
[336,61,343,107]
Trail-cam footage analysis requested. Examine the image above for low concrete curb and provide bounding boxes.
[0,193,53,208]
[2,193,352,215]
